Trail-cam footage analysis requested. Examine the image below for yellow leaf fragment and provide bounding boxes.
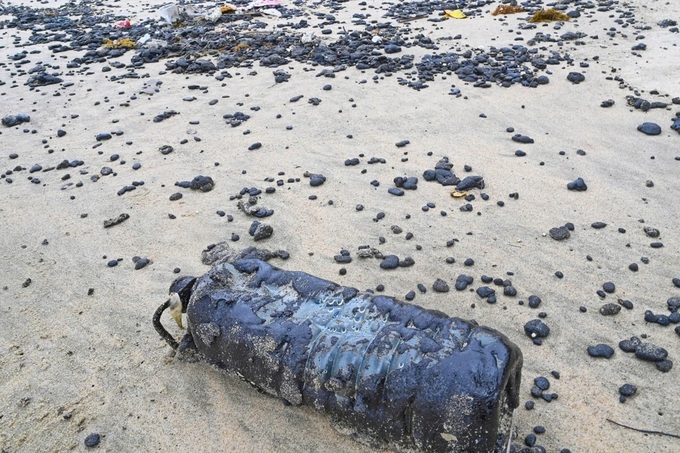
[444,9,467,19]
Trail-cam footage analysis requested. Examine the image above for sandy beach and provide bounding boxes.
[1,0,679,451]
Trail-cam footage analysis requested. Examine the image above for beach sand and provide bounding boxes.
[1,0,679,451]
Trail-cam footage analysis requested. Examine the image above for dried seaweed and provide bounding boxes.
[491,5,524,16]
[528,8,570,23]
[102,38,136,49]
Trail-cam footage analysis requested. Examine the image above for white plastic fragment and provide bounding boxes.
[206,7,223,21]
[137,33,151,45]
[260,8,282,17]
[301,32,316,43]
[158,4,180,23]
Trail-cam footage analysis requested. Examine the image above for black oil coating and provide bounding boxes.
[182,259,522,453]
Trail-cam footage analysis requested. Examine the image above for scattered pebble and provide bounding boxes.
[524,319,550,345]
[249,221,273,241]
[643,226,660,238]
[567,177,588,191]
[308,173,326,187]
[455,274,474,291]
[633,343,668,362]
[84,433,101,448]
[132,257,151,270]
[587,344,615,358]
[432,278,450,293]
[566,72,585,84]
[637,122,661,136]
[549,226,570,241]
[380,255,399,270]
[2,114,30,127]
[528,295,542,309]
[599,304,621,316]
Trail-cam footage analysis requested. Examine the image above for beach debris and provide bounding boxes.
[237,198,274,218]
[103,38,136,49]
[491,5,524,16]
[444,9,466,19]
[300,32,316,44]
[114,19,131,29]
[455,175,484,191]
[0,1,570,92]
[252,0,282,7]
[103,213,130,228]
[154,251,522,452]
[2,0,678,450]
[201,243,289,267]
[205,7,223,21]
[606,419,680,439]
[158,3,181,23]
[248,221,273,240]
[529,8,570,23]
[260,8,282,17]
[357,246,382,259]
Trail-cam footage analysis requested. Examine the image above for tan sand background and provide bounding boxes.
[1,0,679,451]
